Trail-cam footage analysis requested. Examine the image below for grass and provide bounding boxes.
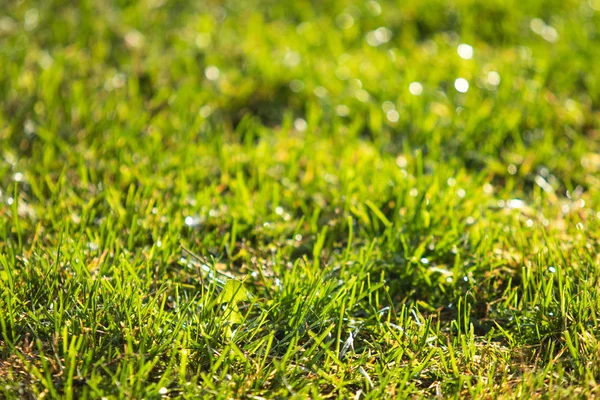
[1,0,600,398]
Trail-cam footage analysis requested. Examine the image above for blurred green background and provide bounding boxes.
[2,0,599,191]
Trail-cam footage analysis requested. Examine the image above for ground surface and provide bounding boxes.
[1,0,600,398]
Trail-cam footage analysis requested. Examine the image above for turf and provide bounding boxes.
[1,0,600,398]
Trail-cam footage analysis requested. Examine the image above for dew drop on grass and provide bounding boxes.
[396,155,407,168]
[366,27,392,46]
[366,0,382,16]
[185,216,201,227]
[314,86,328,98]
[24,9,39,31]
[294,118,307,131]
[486,71,501,86]
[382,101,395,112]
[548,266,556,273]
[335,13,354,29]
[507,199,525,209]
[420,257,429,265]
[124,30,144,49]
[0,16,17,34]
[542,26,558,42]
[159,387,168,395]
[283,50,301,67]
[530,18,545,34]
[530,18,559,42]
[205,66,220,81]
[4,151,17,166]
[457,44,473,59]
[409,82,423,96]
[386,110,399,122]
[336,105,350,116]
[195,33,210,49]
[542,218,549,226]
[454,78,469,93]
[355,89,370,102]
[199,105,212,118]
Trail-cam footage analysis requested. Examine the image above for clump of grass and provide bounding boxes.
[1,0,599,398]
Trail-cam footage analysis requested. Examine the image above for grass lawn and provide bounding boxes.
[1,0,600,398]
